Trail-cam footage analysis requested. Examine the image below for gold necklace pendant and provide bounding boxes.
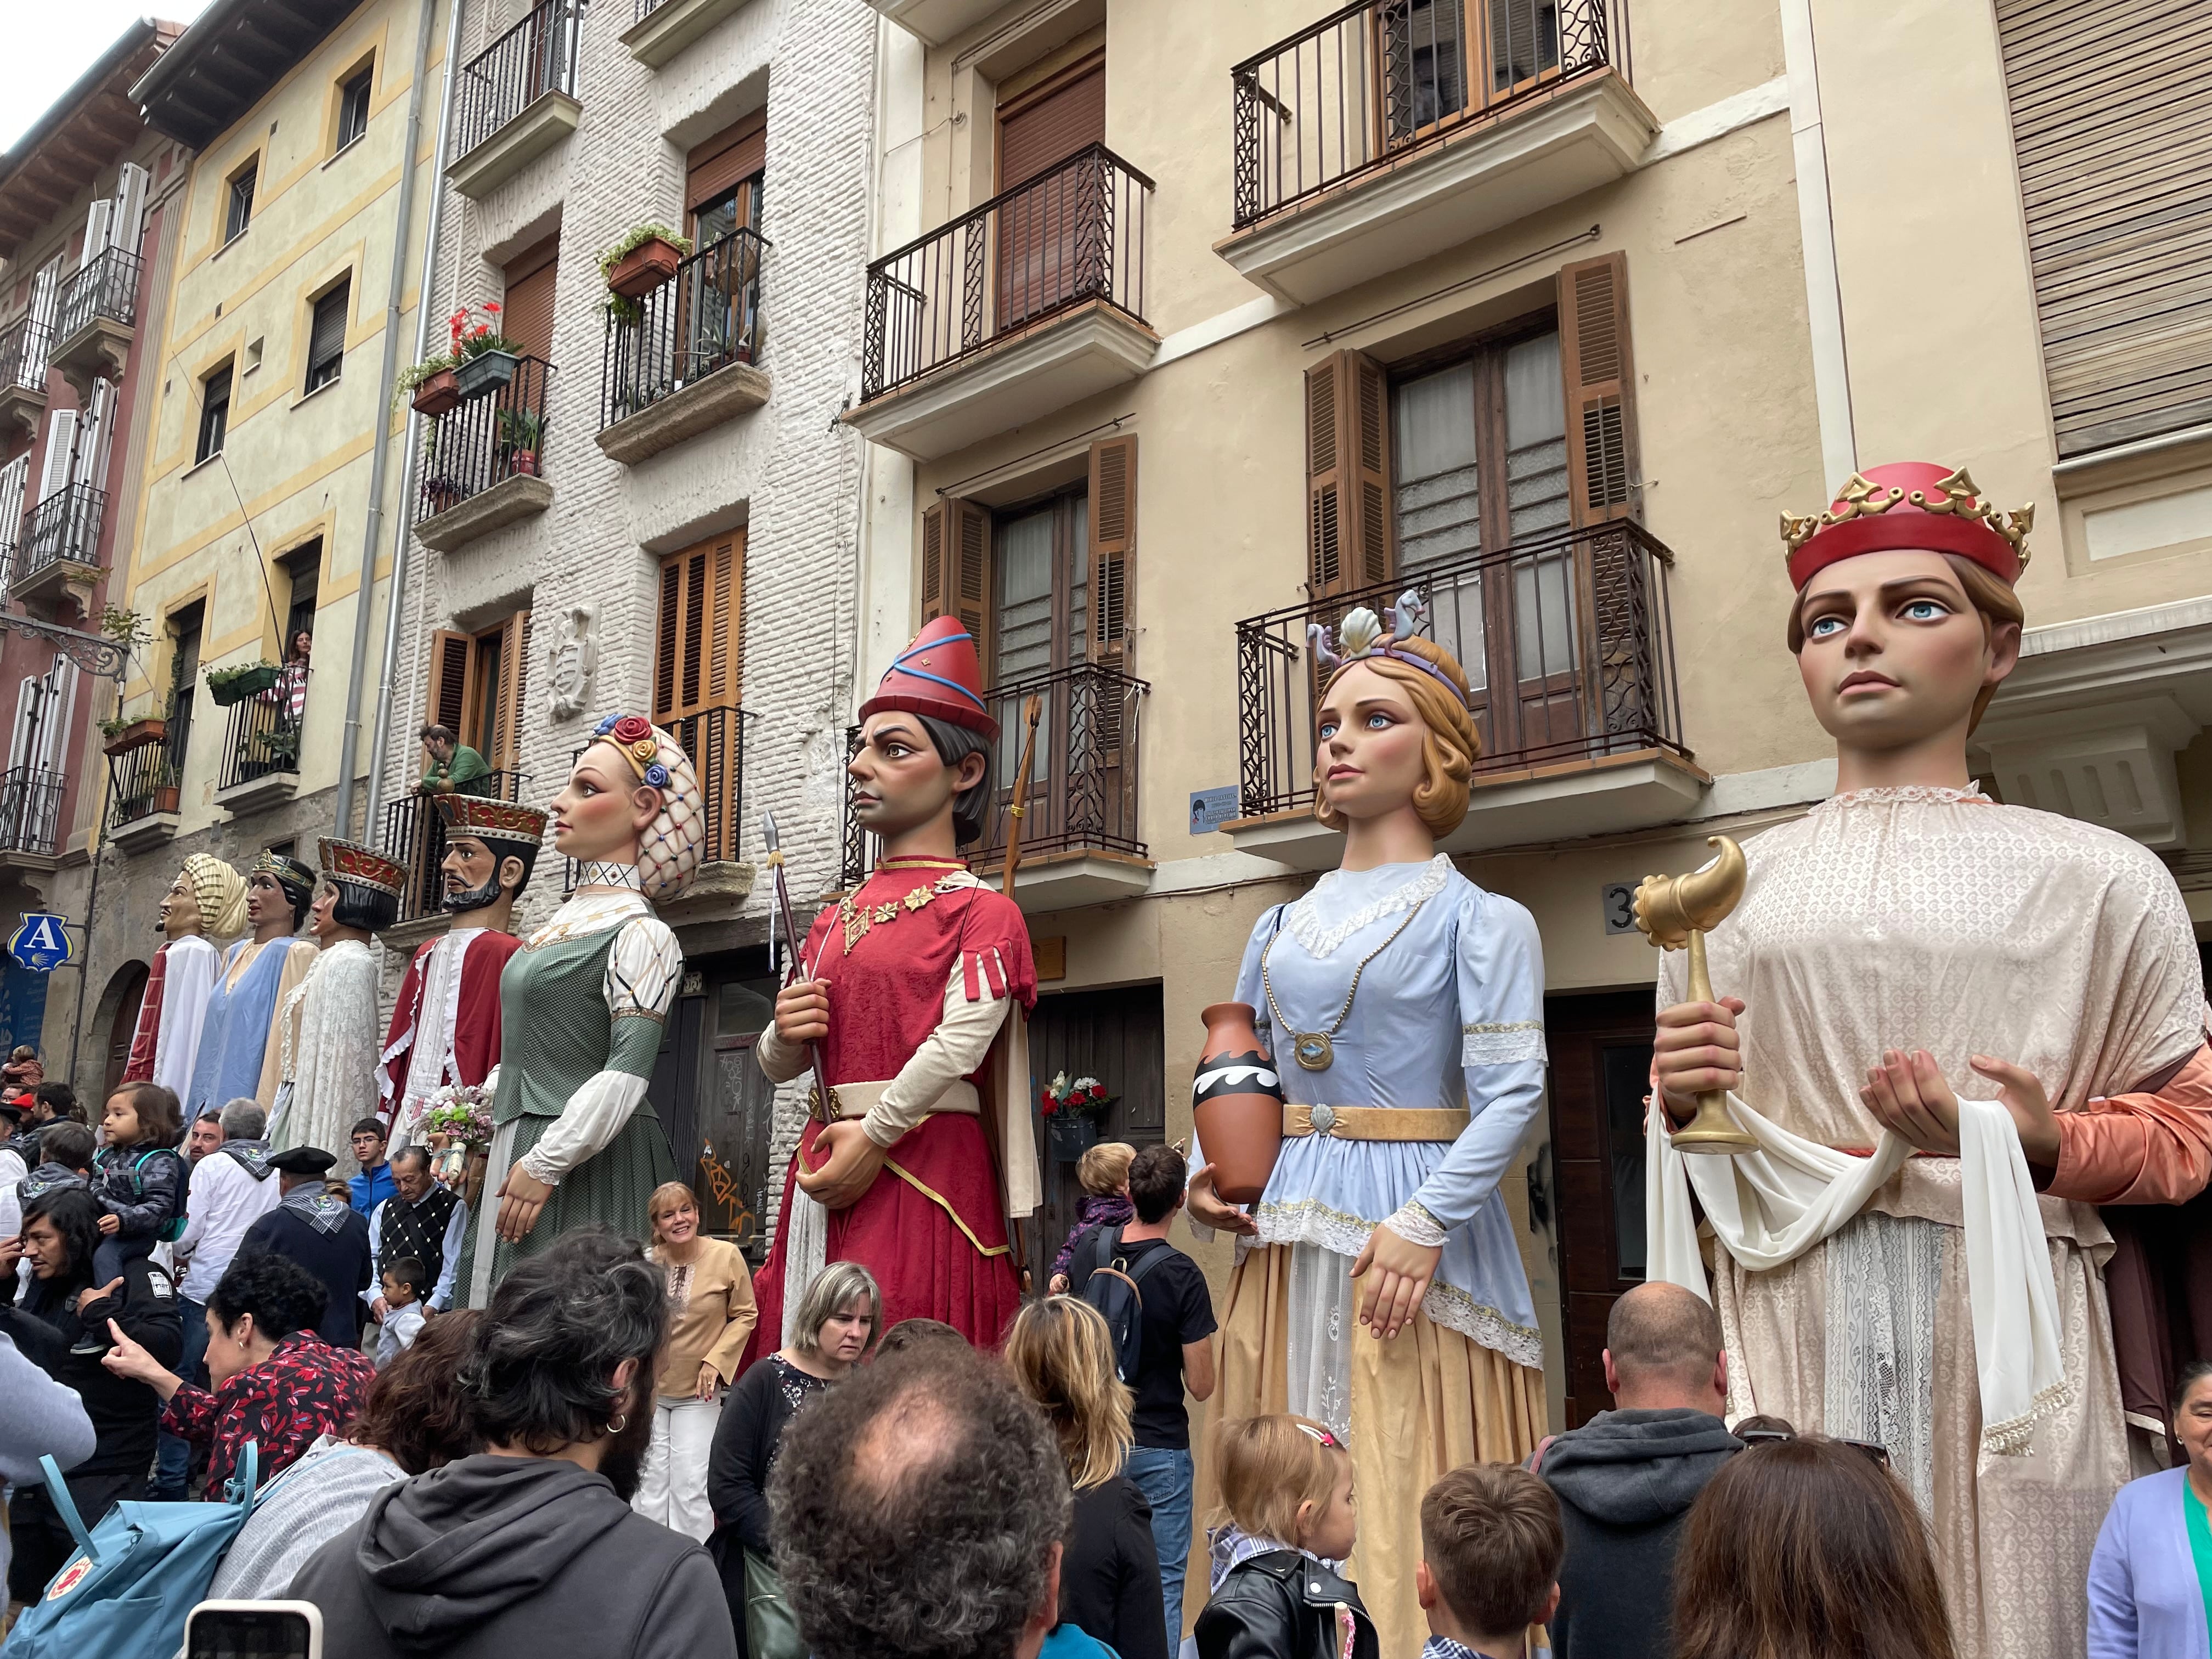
[1290,1031,1335,1071]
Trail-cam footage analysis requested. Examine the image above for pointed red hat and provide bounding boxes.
[860,615,998,739]
[1782,461,2035,590]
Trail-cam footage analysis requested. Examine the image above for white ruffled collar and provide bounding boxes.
[1814,783,1992,813]
[1285,854,1451,959]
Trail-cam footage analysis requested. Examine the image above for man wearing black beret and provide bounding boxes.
[233,1147,373,1347]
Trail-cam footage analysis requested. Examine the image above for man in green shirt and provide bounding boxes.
[417,723,490,796]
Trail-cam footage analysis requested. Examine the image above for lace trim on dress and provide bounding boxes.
[1813,785,1992,812]
[1285,854,1453,959]
[1254,1197,1544,1368]
[1463,1021,1546,1066]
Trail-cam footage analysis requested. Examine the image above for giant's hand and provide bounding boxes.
[1863,1048,2058,1166]
[774,980,831,1048]
[496,1165,552,1243]
[1654,997,1746,1125]
[793,1120,885,1211]
[1350,1223,1441,1340]
[1185,1162,1258,1237]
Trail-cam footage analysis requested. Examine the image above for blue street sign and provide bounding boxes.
[8,914,74,973]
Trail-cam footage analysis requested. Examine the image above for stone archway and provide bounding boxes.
[93,960,151,1100]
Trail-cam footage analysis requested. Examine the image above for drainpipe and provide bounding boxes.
[337,0,447,839]
[1778,0,1857,493]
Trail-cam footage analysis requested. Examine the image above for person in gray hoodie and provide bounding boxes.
[287,1228,735,1659]
[1532,1282,1741,1659]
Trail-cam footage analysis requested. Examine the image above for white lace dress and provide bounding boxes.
[271,939,382,1158]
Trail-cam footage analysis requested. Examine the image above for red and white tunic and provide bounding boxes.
[379,927,522,1144]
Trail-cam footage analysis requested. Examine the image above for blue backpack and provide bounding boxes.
[1,1443,259,1659]
[1077,1226,1168,1385]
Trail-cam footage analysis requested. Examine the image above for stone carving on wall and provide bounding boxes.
[545,604,597,723]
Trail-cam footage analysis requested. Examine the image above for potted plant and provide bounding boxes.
[99,713,168,758]
[602,224,691,305]
[1040,1072,1115,1161]
[147,751,181,815]
[421,473,465,517]
[251,724,302,772]
[449,302,522,399]
[205,661,282,706]
[398,351,462,416]
[498,406,546,476]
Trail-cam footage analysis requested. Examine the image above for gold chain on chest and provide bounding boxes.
[1262,897,1430,1071]
[839,878,956,952]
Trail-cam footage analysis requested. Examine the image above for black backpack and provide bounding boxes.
[1077,1226,1168,1384]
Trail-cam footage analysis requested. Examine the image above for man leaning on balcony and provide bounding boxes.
[417,724,490,797]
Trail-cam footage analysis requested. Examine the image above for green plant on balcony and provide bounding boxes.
[205,661,281,706]
[601,224,691,325]
[497,407,546,477]
[100,604,151,652]
[250,724,302,771]
[395,349,461,406]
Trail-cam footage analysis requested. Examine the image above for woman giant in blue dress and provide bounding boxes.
[1187,596,1548,1655]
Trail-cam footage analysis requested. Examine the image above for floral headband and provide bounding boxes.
[593,713,672,790]
[1306,590,1470,708]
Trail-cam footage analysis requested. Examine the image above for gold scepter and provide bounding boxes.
[1634,836,1756,1154]
[994,694,1045,1288]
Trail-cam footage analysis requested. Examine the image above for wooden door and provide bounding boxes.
[995,55,1105,333]
[1022,981,1166,1290]
[646,953,781,1260]
[1544,989,1655,1426]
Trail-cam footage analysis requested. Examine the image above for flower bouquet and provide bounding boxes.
[422,1083,494,1204]
[1040,1071,1115,1160]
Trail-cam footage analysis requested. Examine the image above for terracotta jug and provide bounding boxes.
[1192,1002,1285,1205]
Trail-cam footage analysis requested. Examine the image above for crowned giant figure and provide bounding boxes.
[270,839,401,1155]
[185,853,319,1118]
[125,855,248,1096]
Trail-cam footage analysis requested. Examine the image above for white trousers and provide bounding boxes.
[632,1395,721,1541]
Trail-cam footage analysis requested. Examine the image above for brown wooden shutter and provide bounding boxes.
[997,58,1105,190]
[1304,350,1393,598]
[654,534,744,723]
[708,530,743,704]
[501,239,558,365]
[1997,0,2212,455]
[1087,435,1136,670]
[426,629,476,743]
[919,499,992,668]
[489,609,530,773]
[687,113,767,211]
[1558,252,1640,525]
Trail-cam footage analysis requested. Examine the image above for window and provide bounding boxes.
[995,55,1105,332]
[336,65,373,151]
[424,610,531,777]
[280,541,320,659]
[500,239,558,366]
[652,534,745,864]
[305,280,348,392]
[196,363,233,465]
[224,165,255,244]
[166,601,204,779]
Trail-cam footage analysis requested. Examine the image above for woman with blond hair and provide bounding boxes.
[1005,1295,1169,1659]
[1185,595,1548,1656]
[633,1181,757,1539]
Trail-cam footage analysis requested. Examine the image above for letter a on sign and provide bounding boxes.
[8,914,74,972]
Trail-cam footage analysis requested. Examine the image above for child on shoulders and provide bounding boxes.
[1048,1140,1136,1294]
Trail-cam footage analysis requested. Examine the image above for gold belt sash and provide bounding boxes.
[1283,1104,1470,1142]
[807,1078,981,1124]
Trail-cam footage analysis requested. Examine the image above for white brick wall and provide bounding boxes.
[379,0,881,1239]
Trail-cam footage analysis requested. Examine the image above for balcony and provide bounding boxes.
[1221,0,1654,305]
[843,662,1152,911]
[379,770,527,934]
[1228,521,1702,869]
[596,230,771,464]
[106,729,183,854]
[561,707,757,915]
[416,356,556,551]
[448,0,583,200]
[857,0,1006,46]
[49,247,139,399]
[848,144,1158,462]
[0,768,65,870]
[215,683,303,815]
[15,483,105,612]
[0,315,49,443]
[621,0,760,66]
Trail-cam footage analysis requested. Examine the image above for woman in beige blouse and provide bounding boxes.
[633,1180,758,1539]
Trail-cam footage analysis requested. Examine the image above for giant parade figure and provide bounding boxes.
[749,616,1039,1353]
[380,796,545,1148]
[1183,597,1548,1656]
[457,714,701,1305]
[184,853,319,1119]
[1645,462,2212,1658]
[124,855,247,1095]
[270,839,400,1155]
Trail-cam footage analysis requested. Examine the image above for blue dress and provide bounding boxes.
[185,939,294,1119]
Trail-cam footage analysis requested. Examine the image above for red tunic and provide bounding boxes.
[749,861,1036,1358]
[379,928,522,1124]
[121,943,171,1084]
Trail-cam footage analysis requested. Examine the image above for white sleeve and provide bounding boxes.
[756,1023,808,1085]
[431,1203,467,1311]
[861,962,1012,1149]
[362,1201,385,1309]
[517,1074,651,1185]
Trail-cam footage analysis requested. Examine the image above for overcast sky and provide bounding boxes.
[3,5,219,155]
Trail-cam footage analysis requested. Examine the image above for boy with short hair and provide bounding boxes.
[348,1118,396,1216]
[1067,1141,1216,1652]
[1417,1464,1564,1659]
[374,1256,427,1367]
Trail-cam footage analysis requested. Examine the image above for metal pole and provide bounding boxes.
[336,0,444,838]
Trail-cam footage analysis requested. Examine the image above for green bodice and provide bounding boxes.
[490,923,664,1126]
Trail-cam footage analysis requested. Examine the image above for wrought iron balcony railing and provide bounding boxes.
[454,0,582,160]
[108,731,184,832]
[0,315,50,393]
[418,356,555,522]
[54,247,140,342]
[842,661,1148,887]
[601,230,767,428]
[0,768,65,857]
[217,683,304,794]
[1234,520,1684,821]
[19,483,104,581]
[861,144,1153,402]
[380,770,527,922]
[563,706,755,893]
[1231,0,1630,229]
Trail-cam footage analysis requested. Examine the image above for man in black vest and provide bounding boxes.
[366,1146,465,1329]
[236,1147,373,1348]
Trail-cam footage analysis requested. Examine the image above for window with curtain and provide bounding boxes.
[992,490,1089,777]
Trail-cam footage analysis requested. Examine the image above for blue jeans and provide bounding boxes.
[150,1296,209,1499]
[1125,1444,1194,1654]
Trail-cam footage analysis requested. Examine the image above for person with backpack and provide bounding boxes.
[73,1084,188,1353]
[1066,1142,1216,1654]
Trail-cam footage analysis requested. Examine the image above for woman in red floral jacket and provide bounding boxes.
[102,1250,376,1487]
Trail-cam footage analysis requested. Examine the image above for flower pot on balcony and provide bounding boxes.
[607,237,684,299]
[410,369,462,416]
[206,664,280,707]
[151,785,180,815]
[422,479,465,517]
[507,449,538,477]
[455,349,520,401]
[101,718,167,759]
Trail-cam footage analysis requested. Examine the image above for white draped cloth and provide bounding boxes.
[270,939,382,1157]
[1645,786,2202,1659]
[152,934,222,1099]
[388,928,488,1149]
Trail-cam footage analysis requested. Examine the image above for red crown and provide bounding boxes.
[318,837,407,899]
[859,614,997,739]
[1781,462,2034,590]
[435,794,549,848]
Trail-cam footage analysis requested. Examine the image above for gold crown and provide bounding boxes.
[1780,467,2034,568]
